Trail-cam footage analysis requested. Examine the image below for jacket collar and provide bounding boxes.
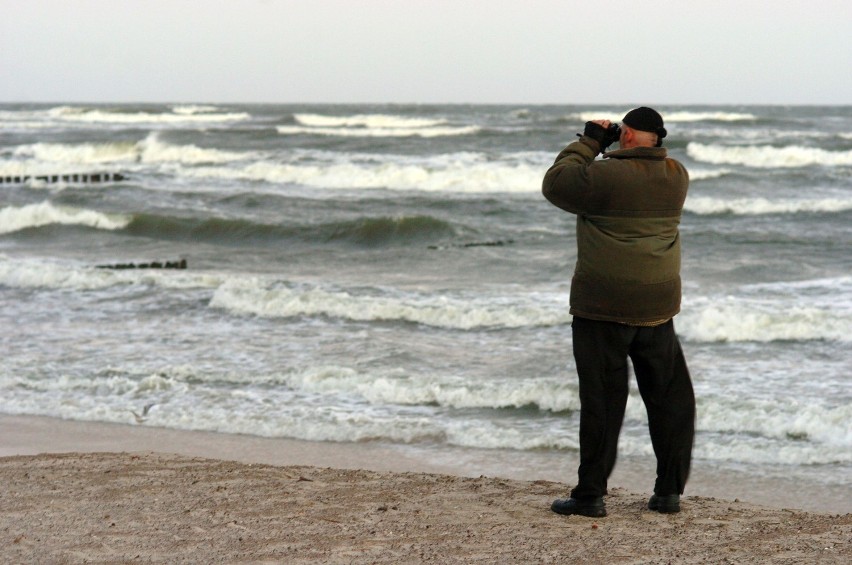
[603,146,667,160]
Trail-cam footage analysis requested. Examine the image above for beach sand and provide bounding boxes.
[2,415,850,563]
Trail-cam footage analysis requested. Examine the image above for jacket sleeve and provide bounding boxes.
[541,137,600,214]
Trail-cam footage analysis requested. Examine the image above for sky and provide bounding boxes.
[1,0,850,105]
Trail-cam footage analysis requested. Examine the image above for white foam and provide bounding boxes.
[685,195,852,215]
[691,127,846,143]
[46,105,250,124]
[138,133,247,164]
[0,111,65,131]
[294,113,448,129]
[0,257,119,290]
[4,365,846,464]
[209,279,570,330]
[277,124,480,138]
[210,275,851,340]
[0,202,130,235]
[11,140,139,166]
[186,152,543,193]
[679,283,852,343]
[283,113,478,138]
[5,255,845,343]
[1,361,848,464]
[575,110,757,122]
[7,133,248,172]
[171,104,222,115]
[688,168,732,181]
[687,142,852,167]
[663,111,758,122]
[280,366,580,413]
[694,439,852,466]
[698,396,852,449]
[0,256,224,291]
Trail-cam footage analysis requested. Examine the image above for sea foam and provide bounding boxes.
[9,133,248,169]
[687,142,852,167]
[293,113,448,129]
[575,110,757,122]
[0,201,130,235]
[186,151,542,192]
[11,141,139,166]
[277,124,481,138]
[209,279,570,330]
[138,134,247,164]
[210,276,852,342]
[4,253,847,344]
[0,256,224,291]
[679,285,852,343]
[685,195,852,215]
[46,105,250,125]
[2,362,847,463]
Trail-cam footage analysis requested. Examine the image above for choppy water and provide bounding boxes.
[1,103,850,491]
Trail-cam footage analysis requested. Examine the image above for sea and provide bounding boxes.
[1,103,850,501]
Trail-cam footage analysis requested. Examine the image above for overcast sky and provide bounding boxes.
[1,0,850,105]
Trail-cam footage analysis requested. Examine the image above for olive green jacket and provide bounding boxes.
[542,136,689,324]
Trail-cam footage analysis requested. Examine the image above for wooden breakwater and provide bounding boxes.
[0,172,126,184]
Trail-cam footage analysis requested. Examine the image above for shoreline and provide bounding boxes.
[2,413,849,514]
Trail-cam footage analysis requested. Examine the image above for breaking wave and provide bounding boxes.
[1,254,847,344]
[685,196,852,215]
[679,278,852,343]
[687,142,852,167]
[46,105,250,125]
[186,152,542,192]
[8,133,247,169]
[0,201,130,235]
[277,124,481,138]
[293,113,448,129]
[2,362,848,462]
[209,279,570,330]
[574,110,757,122]
[208,276,851,341]
[279,112,479,137]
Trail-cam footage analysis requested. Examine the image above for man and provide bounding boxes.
[542,107,695,517]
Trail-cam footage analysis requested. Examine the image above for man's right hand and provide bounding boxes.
[582,121,612,152]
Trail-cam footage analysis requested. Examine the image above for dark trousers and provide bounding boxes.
[569,316,695,499]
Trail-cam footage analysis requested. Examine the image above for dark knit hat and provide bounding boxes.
[622,107,667,146]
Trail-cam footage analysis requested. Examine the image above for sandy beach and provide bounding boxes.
[1,415,850,563]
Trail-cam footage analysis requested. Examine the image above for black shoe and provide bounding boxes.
[648,494,680,513]
[551,497,606,518]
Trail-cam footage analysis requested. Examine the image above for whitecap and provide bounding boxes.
[0,201,130,235]
[46,105,250,124]
[209,279,570,330]
[293,113,448,129]
[574,110,757,123]
[277,124,480,138]
[685,195,852,215]
[138,133,248,164]
[678,289,852,343]
[11,140,139,165]
[185,152,541,192]
[0,255,224,291]
[687,142,852,167]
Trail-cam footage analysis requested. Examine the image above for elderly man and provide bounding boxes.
[542,107,695,517]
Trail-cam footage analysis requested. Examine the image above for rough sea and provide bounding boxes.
[1,103,850,497]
